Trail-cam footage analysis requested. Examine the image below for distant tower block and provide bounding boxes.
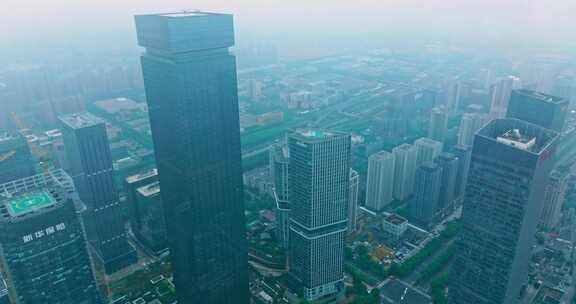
[60,112,136,274]
[449,119,558,304]
[288,130,351,301]
[507,89,568,132]
[0,170,102,304]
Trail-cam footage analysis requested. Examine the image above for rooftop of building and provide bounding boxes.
[126,168,158,184]
[531,285,563,304]
[135,11,234,52]
[496,128,537,151]
[420,161,440,171]
[394,143,415,152]
[59,112,104,129]
[370,150,394,160]
[139,10,228,18]
[384,214,407,225]
[452,144,471,152]
[514,89,567,105]
[5,190,57,217]
[414,137,442,146]
[380,278,432,304]
[0,170,73,220]
[137,181,160,197]
[431,106,447,114]
[290,129,348,142]
[436,152,457,161]
[161,11,210,17]
[478,118,558,154]
[499,128,534,142]
[297,129,333,138]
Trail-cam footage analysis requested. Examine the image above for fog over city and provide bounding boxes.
[2,0,576,62]
[1,1,576,304]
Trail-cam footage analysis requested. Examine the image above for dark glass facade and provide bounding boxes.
[410,161,442,228]
[288,130,350,301]
[451,144,472,205]
[60,113,136,274]
[449,118,558,304]
[134,181,167,253]
[0,170,102,304]
[124,169,158,239]
[434,152,459,216]
[0,132,35,185]
[270,142,290,248]
[507,89,568,132]
[135,12,248,304]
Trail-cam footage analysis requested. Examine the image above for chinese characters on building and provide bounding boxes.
[22,222,66,243]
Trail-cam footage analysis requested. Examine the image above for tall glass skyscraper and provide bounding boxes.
[60,112,136,274]
[449,118,558,304]
[506,90,568,132]
[135,12,249,303]
[411,161,442,228]
[434,152,459,216]
[288,130,350,301]
[451,144,472,205]
[0,170,102,304]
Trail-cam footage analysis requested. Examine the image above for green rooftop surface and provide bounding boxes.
[8,191,56,216]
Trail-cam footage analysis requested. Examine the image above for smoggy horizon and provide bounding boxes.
[2,0,576,62]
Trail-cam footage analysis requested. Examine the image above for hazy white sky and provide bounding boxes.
[2,0,576,58]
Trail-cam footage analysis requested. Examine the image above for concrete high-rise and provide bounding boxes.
[489,76,522,119]
[288,130,350,301]
[540,171,567,230]
[552,76,576,107]
[429,107,449,142]
[0,170,102,304]
[124,169,158,242]
[449,118,558,304]
[411,162,443,228]
[365,151,395,212]
[414,137,443,166]
[135,12,249,303]
[60,112,136,274]
[457,113,488,147]
[134,181,167,253]
[348,169,359,234]
[434,152,459,216]
[392,144,418,201]
[451,145,472,204]
[270,142,290,248]
[507,89,568,132]
[0,132,35,185]
[445,80,463,112]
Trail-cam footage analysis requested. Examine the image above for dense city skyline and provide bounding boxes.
[1,3,576,304]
